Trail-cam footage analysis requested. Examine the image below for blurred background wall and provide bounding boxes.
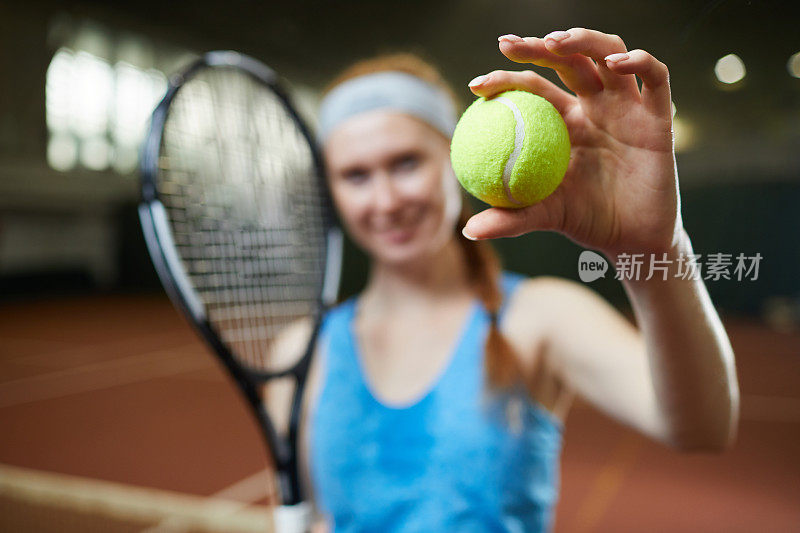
[0,0,798,325]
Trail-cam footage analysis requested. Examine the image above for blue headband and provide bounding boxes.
[317,71,458,143]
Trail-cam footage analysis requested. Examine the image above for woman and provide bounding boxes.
[277,28,740,532]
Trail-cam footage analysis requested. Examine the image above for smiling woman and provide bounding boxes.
[319,54,524,391]
[281,31,739,533]
[303,54,566,532]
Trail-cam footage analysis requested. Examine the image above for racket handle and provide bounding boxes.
[273,502,313,533]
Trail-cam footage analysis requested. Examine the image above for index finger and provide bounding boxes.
[542,28,639,97]
[498,34,603,97]
[468,70,576,117]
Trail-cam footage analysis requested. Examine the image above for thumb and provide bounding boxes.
[462,201,563,240]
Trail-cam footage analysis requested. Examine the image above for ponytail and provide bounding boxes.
[455,201,524,390]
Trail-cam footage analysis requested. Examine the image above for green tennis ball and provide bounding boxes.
[450,90,571,208]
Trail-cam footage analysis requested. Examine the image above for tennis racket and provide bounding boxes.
[138,51,342,532]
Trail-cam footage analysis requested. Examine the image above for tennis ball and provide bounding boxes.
[450,90,570,208]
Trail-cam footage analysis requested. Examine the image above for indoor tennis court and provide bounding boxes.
[2,1,799,532]
[2,296,799,530]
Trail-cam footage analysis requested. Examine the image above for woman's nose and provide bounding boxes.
[371,173,402,213]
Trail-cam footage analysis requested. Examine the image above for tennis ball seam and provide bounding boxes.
[493,96,525,206]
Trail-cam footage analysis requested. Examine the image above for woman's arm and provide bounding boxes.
[462,28,740,451]
[528,231,739,452]
[617,227,739,451]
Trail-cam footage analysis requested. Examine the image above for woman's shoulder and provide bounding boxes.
[504,274,618,352]
[506,272,592,298]
[503,272,597,320]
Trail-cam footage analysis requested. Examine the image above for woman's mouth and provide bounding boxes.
[370,208,426,245]
[376,225,416,244]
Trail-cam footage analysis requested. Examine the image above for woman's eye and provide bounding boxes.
[342,169,368,184]
[394,155,419,173]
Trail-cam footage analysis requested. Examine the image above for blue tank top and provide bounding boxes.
[310,272,564,532]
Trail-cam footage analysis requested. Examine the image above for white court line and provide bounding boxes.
[211,469,274,503]
[0,463,273,533]
[143,469,275,533]
[0,348,213,408]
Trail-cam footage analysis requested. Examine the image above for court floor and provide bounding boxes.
[1,294,798,531]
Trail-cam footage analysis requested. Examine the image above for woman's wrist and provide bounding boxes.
[610,225,695,289]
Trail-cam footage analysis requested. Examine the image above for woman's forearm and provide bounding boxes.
[616,227,740,451]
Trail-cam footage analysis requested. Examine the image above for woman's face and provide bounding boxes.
[324,111,462,266]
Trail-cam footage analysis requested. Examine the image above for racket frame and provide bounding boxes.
[138,50,342,512]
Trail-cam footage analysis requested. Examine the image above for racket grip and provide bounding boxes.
[273,502,312,533]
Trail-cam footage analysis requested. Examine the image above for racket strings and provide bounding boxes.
[158,67,328,373]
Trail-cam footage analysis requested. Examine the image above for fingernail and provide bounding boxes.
[544,30,571,43]
[468,75,488,87]
[604,52,630,63]
[461,227,478,241]
[498,34,524,43]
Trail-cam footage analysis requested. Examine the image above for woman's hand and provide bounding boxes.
[462,28,684,258]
